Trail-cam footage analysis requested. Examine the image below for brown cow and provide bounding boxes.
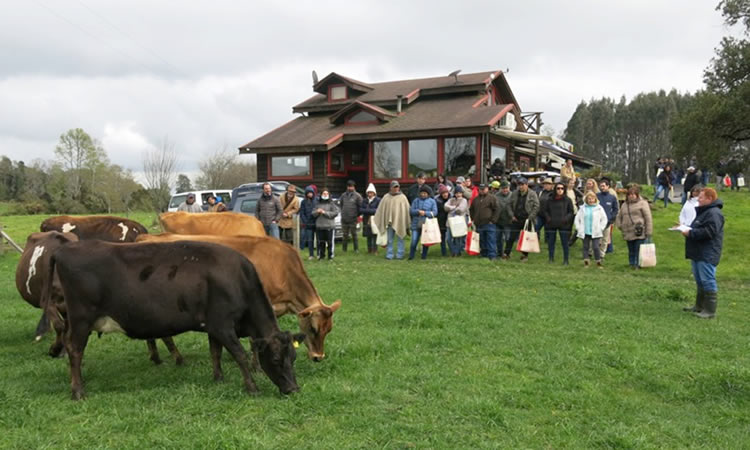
[159,211,265,237]
[40,215,148,242]
[136,233,341,361]
[15,231,77,356]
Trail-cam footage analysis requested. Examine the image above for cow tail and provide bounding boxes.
[40,251,64,337]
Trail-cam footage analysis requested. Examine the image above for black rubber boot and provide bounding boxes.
[683,287,704,312]
[695,291,717,319]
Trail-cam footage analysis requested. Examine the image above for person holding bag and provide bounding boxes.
[469,183,500,260]
[434,185,452,257]
[543,182,575,265]
[574,191,609,268]
[444,186,469,257]
[615,184,653,269]
[504,177,539,262]
[408,185,437,260]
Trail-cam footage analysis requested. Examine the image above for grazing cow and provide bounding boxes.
[159,211,265,237]
[44,240,304,400]
[14,231,77,356]
[137,233,342,361]
[40,215,148,242]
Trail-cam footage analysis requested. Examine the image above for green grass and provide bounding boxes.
[0,192,749,448]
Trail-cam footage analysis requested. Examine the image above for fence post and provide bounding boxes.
[293,215,299,249]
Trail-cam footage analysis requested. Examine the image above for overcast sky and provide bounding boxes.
[0,0,728,179]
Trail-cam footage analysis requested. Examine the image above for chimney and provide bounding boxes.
[396,95,403,114]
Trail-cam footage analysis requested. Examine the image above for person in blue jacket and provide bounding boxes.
[360,183,381,254]
[681,187,724,319]
[408,184,437,260]
[298,186,317,260]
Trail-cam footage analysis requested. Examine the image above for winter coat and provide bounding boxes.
[489,161,505,177]
[278,193,300,229]
[683,172,699,194]
[255,193,282,226]
[574,203,609,239]
[538,189,554,215]
[178,202,203,213]
[373,192,411,238]
[469,193,500,226]
[407,183,431,204]
[596,191,619,225]
[444,197,469,220]
[435,194,451,231]
[494,191,513,225]
[508,189,540,223]
[686,199,724,266]
[410,196,438,230]
[313,198,339,230]
[615,197,653,241]
[338,190,363,224]
[543,195,574,229]
[299,195,317,228]
[360,195,381,226]
[657,170,672,187]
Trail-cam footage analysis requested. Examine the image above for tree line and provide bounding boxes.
[563,0,749,184]
[0,129,256,215]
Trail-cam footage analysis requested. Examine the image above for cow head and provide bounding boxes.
[297,300,341,362]
[252,331,306,395]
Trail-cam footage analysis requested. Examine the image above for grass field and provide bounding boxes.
[0,191,748,448]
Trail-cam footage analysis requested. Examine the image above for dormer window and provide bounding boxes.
[346,110,377,124]
[329,84,347,101]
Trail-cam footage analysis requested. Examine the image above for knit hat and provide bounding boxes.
[438,184,449,194]
[454,185,464,194]
[366,183,377,193]
[347,179,356,186]
[419,184,433,195]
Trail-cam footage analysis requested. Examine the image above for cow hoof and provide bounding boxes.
[71,390,86,401]
[245,386,260,396]
[150,356,163,365]
[213,374,224,382]
[48,346,65,358]
[174,356,185,366]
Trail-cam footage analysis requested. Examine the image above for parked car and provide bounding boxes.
[227,181,304,210]
[168,189,232,212]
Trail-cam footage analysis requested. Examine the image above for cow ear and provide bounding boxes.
[298,305,316,319]
[329,300,342,313]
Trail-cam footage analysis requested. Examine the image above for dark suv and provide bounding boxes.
[227,181,304,210]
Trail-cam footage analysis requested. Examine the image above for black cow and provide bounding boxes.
[44,240,304,400]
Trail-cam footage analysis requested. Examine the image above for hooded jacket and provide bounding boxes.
[299,186,318,228]
[685,199,724,266]
[360,194,381,225]
[410,195,438,229]
[313,196,339,230]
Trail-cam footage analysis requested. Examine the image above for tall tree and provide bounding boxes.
[194,146,237,189]
[176,174,193,193]
[54,128,106,200]
[142,137,178,213]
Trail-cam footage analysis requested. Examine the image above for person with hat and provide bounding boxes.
[373,180,411,260]
[299,185,318,260]
[469,183,500,260]
[338,180,363,253]
[433,174,453,196]
[279,184,300,245]
[207,195,227,212]
[408,184,438,260]
[494,180,513,257]
[503,177,540,261]
[489,157,505,180]
[682,166,699,205]
[434,184,452,257]
[407,172,429,204]
[178,193,203,213]
[256,182,283,238]
[490,180,501,192]
[444,185,469,256]
[536,177,555,239]
[360,183,381,254]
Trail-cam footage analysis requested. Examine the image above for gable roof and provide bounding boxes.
[312,72,374,95]
[328,100,397,125]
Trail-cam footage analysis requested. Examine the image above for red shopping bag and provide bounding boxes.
[465,229,480,255]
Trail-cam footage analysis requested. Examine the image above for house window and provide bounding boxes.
[271,155,310,177]
[407,139,438,178]
[444,137,476,177]
[373,141,402,179]
[329,151,345,174]
[329,85,347,101]
[347,110,377,123]
[491,145,507,164]
[351,148,366,167]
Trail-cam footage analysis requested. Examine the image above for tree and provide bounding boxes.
[142,137,178,212]
[176,174,193,193]
[194,146,237,189]
[54,128,107,201]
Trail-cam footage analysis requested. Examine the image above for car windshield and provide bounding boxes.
[169,194,188,209]
[238,198,257,213]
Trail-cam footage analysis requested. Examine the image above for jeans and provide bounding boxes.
[496,224,511,255]
[536,215,546,241]
[505,220,528,257]
[264,223,280,239]
[626,239,646,266]
[477,223,497,259]
[316,229,334,259]
[409,227,429,259]
[439,229,448,256]
[446,228,464,256]
[653,185,669,207]
[582,235,601,261]
[300,227,315,257]
[546,228,570,262]
[701,170,710,186]
[363,225,377,251]
[691,260,718,292]
[386,226,405,260]
[341,222,358,251]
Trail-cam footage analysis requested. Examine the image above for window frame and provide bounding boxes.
[327,150,347,177]
[442,135,481,181]
[406,138,439,179]
[267,154,313,181]
[345,109,379,125]
[369,140,405,181]
[328,84,348,102]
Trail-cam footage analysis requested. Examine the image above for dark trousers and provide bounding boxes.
[301,227,315,257]
[364,225,377,251]
[439,229,448,256]
[317,229,334,259]
[477,223,497,259]
[582,235,601,261]
[504,220,528,257]
[280,227,293,245]
[409,228,429,259]
[341,222,358,251]
[626,239,646,266]
[546,228,570,262]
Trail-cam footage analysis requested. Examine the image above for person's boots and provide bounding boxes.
[695,291,717,319]
[683,287,704,313]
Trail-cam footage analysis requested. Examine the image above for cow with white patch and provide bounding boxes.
[44,240,304,400]
[40,215,148,242]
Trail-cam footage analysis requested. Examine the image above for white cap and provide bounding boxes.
[366,183,377,193]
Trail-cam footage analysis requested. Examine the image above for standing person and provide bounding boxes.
[360,183,381,254]
[177,193,203,213]
[504,178,540,262]
[299,186,317,260]
[489,158,506,180]
[495,180,514,259]
[566,177,584,246]
[338,180,363,253]
[678,185,702,228]
[681,188,724,318]
[583,178,599,194]
[543,182,575,265]
[444,186,469,257]
[469,183,500,260]
[373,180,411,260]
[597,179,619,258]
[616,185,653,269]
[464,177,479,205]
[561,159,577,185]
[574,191,609,268]
[206,195,227,212]
[654,165,674,207]
[313,189,339,260]
[255,183,282,238]
[278,184,300,245]
[682,166,699,204]
[407,172,429,204]
[715,160,727,192]
[408,185,438,260]
[537,178,555,240]
[435,185,452,257]
[433,174,453,195]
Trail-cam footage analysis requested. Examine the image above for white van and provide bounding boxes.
[167,190,232,212]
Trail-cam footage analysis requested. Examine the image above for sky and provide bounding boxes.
[0,0,729,179]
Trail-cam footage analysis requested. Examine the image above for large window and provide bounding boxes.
[271,155,310,177]
[444,137,476,177]
[407,139,438,178]
[329,85,347,101]
[491,145,506,165]
[373,141,402,179]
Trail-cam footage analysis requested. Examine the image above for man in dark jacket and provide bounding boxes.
[536,178,555,240]
[407,172,429,204]
[494,180,513,258]
[681,188,724,319]
[682,166,699,204]
[255,182,282,238]
[299,186,318,259]
[504,178,540,261]
[469,183,500,260]
[597,179,619,257]
[338,180,363,253]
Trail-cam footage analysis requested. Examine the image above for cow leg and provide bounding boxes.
[146,339,162,365]
[209,336,224,381]
[212,331,258,395]
[46,307,66,358]
[65,323,91,401]
[249,340,261,373]
[34,312,50,342]
[162,337,184,365]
